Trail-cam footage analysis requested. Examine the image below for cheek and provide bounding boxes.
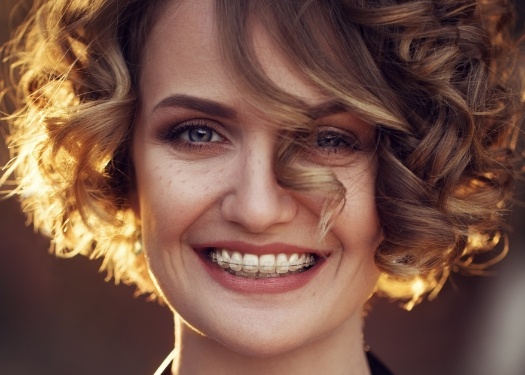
[137,167,196,227]
[342,192,381,239]
[134,152,227,238]
[335,165,382,257]
[339,160,379,219]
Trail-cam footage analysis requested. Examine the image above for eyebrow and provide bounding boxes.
[152,94,347,119]
[153,94,238,119]
[308,101,347,119]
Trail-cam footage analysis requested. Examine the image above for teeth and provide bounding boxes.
[218,249,230,268]
[288,253,299,272]
[230,251,243,271]
[210,248,315,277]
[243,254,259,273]
[259,254,276,273]
[276,253,289,273]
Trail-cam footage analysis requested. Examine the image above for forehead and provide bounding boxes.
[139,0,326,112]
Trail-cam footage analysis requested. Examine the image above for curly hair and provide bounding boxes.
[1,0,523,308]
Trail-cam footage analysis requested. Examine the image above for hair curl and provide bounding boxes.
[1,0,523,308]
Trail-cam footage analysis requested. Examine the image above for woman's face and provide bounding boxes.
[133,0,382,357]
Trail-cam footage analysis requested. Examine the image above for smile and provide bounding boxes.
[194,242,330,293]
[208,249,316,278]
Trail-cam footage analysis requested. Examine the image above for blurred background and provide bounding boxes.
[1,0,524,374]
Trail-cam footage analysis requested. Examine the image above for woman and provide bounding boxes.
[1,0,522,374]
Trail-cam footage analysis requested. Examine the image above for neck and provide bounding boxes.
[169,314,371,375]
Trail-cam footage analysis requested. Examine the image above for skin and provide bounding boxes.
[132,0,382,373]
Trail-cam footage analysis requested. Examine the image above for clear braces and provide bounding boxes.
[209,251,316,278]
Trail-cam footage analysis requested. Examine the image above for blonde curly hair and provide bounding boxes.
[1,0,523,309]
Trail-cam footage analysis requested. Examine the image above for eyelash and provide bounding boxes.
[314,127,361,154]
[159,119,226,150]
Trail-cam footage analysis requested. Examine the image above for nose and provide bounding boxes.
[221,144,297,233]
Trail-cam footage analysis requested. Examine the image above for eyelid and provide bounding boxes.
[316,124,356,134]
[295,124,364,167]
[158,118,227,142]
[154,118,233,158]
[315,125,360,146]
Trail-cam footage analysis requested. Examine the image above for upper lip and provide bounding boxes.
[191,241,333,256]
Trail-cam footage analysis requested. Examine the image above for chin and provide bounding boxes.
[190,312,335,360]
[214,330,315,359]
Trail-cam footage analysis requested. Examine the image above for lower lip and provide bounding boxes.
[197,252,326,294]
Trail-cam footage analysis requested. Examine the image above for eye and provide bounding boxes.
[179,126,222,142]
[315,127,360,153]
[159,119,226,150]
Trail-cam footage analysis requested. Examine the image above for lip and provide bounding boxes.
[192,241,330,294]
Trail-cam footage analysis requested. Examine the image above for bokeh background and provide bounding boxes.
[1,0,524,374]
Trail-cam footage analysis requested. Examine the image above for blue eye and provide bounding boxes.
[162,120,225,144]
[316,128,360,153]
[180,126,222,142]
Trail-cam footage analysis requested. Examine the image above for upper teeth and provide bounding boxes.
[210,249,315,274]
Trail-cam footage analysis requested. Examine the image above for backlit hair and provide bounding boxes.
[1,0,523,308]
